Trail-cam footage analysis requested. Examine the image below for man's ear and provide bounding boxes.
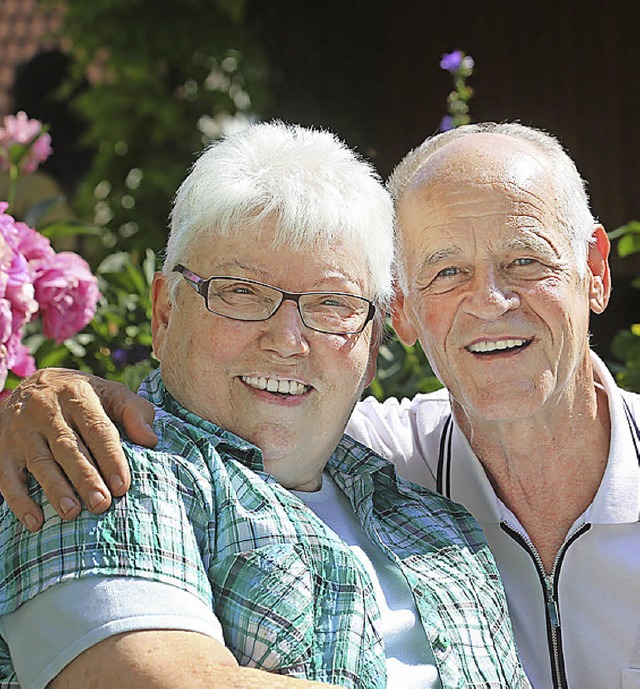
[587,225,611,314]
[151,272,172,359]
[390,286,419,346]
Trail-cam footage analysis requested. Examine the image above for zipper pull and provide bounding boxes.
[545,577,560,628]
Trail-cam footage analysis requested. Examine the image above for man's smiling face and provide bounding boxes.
[392,133,609,424]
[152,221,378,490]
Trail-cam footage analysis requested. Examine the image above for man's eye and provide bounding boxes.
[436,266,460,278]
[513,258,536,266]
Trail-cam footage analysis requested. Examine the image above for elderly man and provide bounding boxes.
[2,121,632,689]
[0,122,529,689]
[350,123,640,689]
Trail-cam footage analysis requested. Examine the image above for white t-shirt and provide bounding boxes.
[293,473,441,689]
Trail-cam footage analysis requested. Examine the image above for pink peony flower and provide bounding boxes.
[15,220,54,262]
[0,149,100,389]
[20,131,53,175]
[0,111,52,174]
[5,333,35,377]
[33,251,101,343]
[0,111,42,145]
[0,220,37,388]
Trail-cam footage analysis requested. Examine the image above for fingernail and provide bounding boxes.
[110,475,124,492]
[24,514,39,532]
[88,490,108,510]
[60,497,79,515]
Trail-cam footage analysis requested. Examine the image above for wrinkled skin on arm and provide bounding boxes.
[0,368,157,531]
[50,630,336,689]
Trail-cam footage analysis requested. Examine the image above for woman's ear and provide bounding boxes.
[151,272,171,359]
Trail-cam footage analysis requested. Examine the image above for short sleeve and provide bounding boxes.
[0,444,215,633]
[0,576,224,689]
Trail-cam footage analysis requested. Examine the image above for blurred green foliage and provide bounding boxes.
[366,325,441,401]
[609,221,640,392]
[41,0,269,258]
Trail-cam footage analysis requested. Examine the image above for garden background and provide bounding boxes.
[0,0,638,396]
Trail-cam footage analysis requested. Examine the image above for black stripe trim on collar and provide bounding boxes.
[622,397,640,464]
[436,414,453,497]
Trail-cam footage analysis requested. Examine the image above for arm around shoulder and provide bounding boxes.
[50,630,337,689]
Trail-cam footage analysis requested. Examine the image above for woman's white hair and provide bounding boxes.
[388,122,597,290]
[163,121,394,314]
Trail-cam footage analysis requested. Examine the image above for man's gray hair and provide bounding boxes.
[388,122,597,290]
[164,121,395,314]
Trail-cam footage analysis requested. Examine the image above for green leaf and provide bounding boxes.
[618,232,640,257]
[608,220,640,240]
[39,221,101,239]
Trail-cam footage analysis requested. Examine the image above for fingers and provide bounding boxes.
[83,377,158,496]
[44,423,112,514]
[0,369,155,528]
[121,400,158,448]
[97,378,158,449]
[0,459,45,532]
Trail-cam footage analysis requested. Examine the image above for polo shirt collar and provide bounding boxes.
[587,351,640,523]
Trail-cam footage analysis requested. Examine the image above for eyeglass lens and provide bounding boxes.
[206,278,370,334]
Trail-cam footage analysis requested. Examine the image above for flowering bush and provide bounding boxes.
[0,112,99,392]
[438,50,475,132]
[0,111,53,177]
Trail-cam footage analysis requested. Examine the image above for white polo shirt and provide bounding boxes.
[348,351,640,689]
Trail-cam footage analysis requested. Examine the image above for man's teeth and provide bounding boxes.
[468,338,529,353]
[242,376,308,395]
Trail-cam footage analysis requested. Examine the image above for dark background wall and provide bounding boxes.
[1,1,637,360]
[250,0,640,359]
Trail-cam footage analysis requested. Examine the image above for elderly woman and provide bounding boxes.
[0,122,529,689]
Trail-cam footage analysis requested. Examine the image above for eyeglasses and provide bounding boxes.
[173,264,376,335]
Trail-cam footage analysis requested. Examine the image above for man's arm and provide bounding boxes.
[0,368,156,530]
[51,630,334,689]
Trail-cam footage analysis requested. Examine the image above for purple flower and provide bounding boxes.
[439,115,454,132]
[112,344,151,369]
[440,50,463,73]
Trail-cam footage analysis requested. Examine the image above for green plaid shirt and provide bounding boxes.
[0,369,529,688]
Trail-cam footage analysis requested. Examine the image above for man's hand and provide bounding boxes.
[0,368,157,531]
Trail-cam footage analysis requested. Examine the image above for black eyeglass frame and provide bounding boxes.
[172,263,376,335]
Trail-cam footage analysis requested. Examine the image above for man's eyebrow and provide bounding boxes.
[414,246,463,275]
[504,234,559,255]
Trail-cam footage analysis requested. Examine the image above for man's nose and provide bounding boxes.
[461,265,520,319]
[259,299,310,357]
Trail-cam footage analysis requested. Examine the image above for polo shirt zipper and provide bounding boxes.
[500,520,591,689]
